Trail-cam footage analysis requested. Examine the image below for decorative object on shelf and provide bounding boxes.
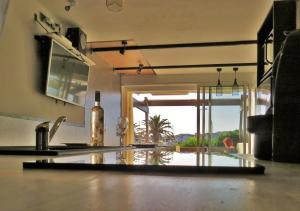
[66,27,87,55]
[137,64,143,74]
[65,0,76,12]
[232,67,239,96]
[216,68,223,96]
[106,0,123,12]
[116,117,129,146]
[34,12,62,34]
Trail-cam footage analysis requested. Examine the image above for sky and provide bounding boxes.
[133,93,241,135]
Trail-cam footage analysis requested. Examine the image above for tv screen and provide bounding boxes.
[46,39,89,107]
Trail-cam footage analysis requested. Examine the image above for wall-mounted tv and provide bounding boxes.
[46,39,89,107]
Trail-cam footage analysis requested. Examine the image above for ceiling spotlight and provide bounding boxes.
[232,67,239,96]
[137,64,143,74]
[119,40,127,55]
[216,68,223,96]
[106,0,123,12]
[65,0,76,12]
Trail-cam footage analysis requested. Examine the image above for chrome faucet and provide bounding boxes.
[36,116,67,150]
[49,116,67,142]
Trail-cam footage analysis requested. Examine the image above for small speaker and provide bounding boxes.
[65,27,87,55]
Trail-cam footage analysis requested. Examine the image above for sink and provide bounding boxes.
[49,145,91,150]
[48,145,122,150]
[0,146,131,156]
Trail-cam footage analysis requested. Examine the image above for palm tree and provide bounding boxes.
[148,115,175,143]
[148,150,173,165]
[133,150,173,165]
[134,115,175,144]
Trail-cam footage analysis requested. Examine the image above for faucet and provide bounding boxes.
[36,116,67,150]
[49,116,67,142]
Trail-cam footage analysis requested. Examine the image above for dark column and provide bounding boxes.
[273,30,300,162]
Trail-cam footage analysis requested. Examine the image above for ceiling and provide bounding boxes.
[88,40,155,75]
[39,0,273,75]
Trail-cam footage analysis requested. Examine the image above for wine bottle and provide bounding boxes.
[91,91,104,146]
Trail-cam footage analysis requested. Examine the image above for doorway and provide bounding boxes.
[123,84,250,154]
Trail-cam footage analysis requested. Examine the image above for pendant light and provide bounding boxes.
[232,67,239,96]
[106,0,123,12]
[216,68,223,96]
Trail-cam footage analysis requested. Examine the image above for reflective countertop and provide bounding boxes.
[23,149,265,174]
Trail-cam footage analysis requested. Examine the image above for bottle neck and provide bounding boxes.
[95,101,100,106]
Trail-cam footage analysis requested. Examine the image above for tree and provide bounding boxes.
[148,115,175,143]
[134,115,175,144]
[133,150,173,165]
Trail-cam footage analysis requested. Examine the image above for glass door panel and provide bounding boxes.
[132,86,197,147]
[209,86,243,153]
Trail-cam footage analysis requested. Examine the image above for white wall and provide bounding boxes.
[86,55,121,146]
[0,0,86,124]
[0,0,9,35]
[0,0,121,146]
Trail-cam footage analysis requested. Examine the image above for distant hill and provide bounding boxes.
[175,130,239,142]
[175,134,194,142]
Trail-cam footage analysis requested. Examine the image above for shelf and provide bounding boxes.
[37,33,95,66]
[257,1,296,87]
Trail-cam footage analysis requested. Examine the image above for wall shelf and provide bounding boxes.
[36,33,95,66]
[257,1,296,87]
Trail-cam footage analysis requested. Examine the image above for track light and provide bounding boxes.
[232,67,239,96]
[216,68,223,96]
[137,64,143,74]
[65,0,76,12]
[119,40,127,55]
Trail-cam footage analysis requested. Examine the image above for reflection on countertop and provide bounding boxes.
[23,148,265,174]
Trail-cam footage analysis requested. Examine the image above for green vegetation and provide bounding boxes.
[178,130,240,147]
[177,136,198,147]
[177,136,219,147]
[216,129,239,146]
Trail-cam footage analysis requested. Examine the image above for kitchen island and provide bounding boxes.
[1,152,300,210]
[23,148,265,174]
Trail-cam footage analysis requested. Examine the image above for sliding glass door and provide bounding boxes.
[129,84,250,154]
[198,85,249,154]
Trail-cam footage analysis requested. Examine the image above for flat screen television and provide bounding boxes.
[46,39,89,107]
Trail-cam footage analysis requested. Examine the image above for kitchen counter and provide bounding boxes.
[0,146,132,156]
[1,152,300,210]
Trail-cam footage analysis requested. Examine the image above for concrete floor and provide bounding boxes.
[0,155,299,211]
